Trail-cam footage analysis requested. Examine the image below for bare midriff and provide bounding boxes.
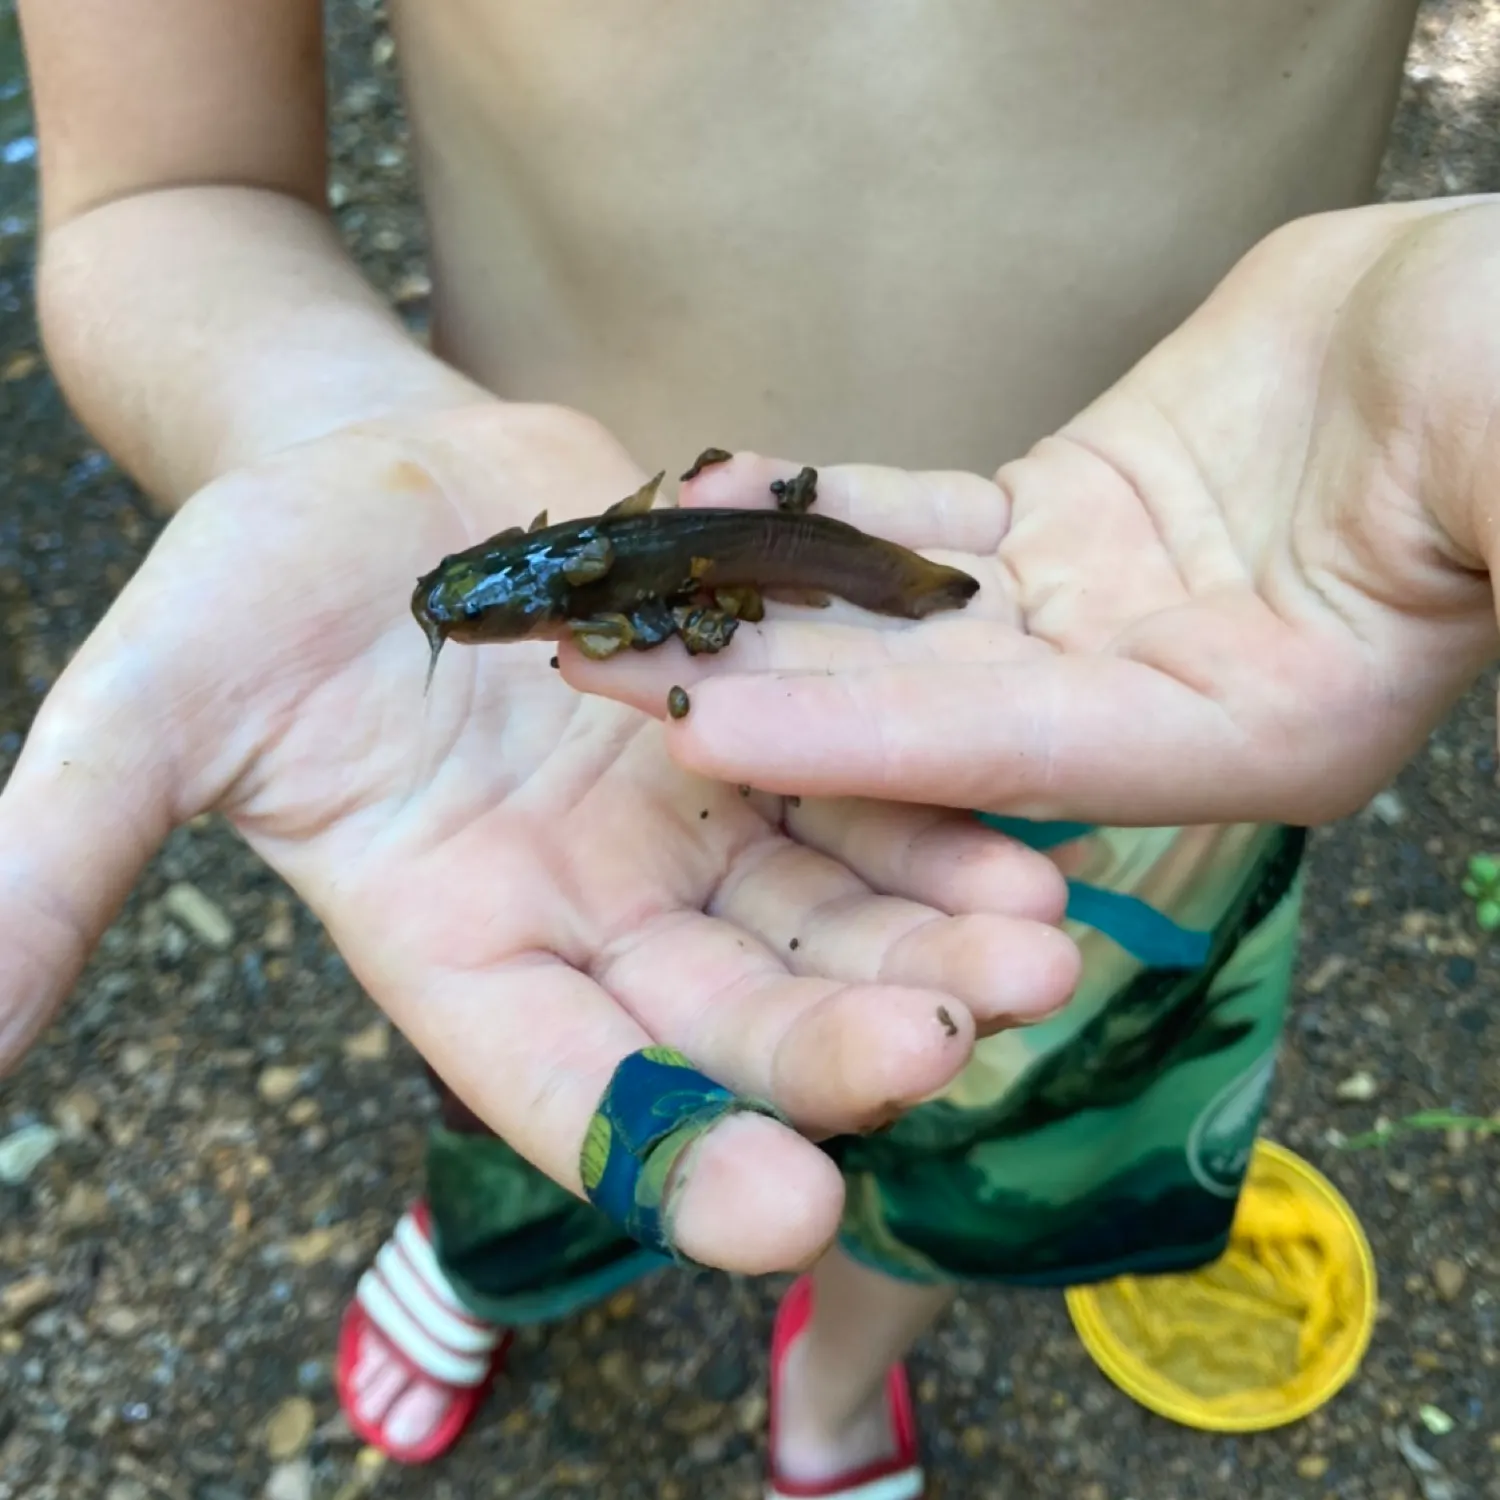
[390,0,1418,477]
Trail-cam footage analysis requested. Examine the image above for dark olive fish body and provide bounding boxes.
[557,507,972,619]
[411,468,978,674]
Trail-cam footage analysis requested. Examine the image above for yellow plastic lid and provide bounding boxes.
[1065,1139,1377,1432]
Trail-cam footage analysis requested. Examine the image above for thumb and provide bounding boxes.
[0,615,186,1071]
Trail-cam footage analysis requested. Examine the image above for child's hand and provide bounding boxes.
[567,200,1500,828]
[0,399,1079,1274]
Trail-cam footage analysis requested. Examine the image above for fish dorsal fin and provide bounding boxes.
[602,471,665,519]
[527,509,549,533]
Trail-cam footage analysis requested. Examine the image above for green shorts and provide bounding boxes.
[422,825,1306,1323]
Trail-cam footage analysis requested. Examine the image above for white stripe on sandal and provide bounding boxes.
[376,1241,497,1356]
[356,1269,493,1387]
[393,1211,479,1319]
[354,1209,502,1388]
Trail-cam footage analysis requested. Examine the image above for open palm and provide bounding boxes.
[570,201,1500,829]
[0,401,1079,1272]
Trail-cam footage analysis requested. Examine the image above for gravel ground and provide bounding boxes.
[1,3,1498,1497]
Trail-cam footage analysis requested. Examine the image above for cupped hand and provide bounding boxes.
[0,400,1080,1273]
[565,198,1500,829]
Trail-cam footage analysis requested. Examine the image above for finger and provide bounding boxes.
[0,647,179,1071]
[680,450,1012,554]
[708,841,1081,1029]
[653,655,1279,825]
[589,905,978,1132]
[784,797,1069,923]
[384,955,846,1274]
[560,608,1047,720]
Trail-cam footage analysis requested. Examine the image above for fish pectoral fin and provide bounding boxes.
[568,613,636,659]
[603,471,666,518]
[561,533,616,586]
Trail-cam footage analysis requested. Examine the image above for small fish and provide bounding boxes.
[412,468,979,681]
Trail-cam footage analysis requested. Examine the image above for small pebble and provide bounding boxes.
[257,1066,304,1105]
[163,882,235,950]
[342,1021,390,1063]
[393,272,432,305]
[282,1227,345,1266]
[158,922,190,962]
[264,1457,314,1500]
[287,1098,319,1126]
[1335,1070,1378,1102]
[118,1042,154,1077]
[264,1396,317,1461]
[735,1391,767,1434]
[262,901,295,952]
[1368,789,1406,825]
[1303,953,1348,995]
[100,1307,145,1337]
[667,685,690,719]
[0,1273,59,1328]
[0,1123,61,1184]
[59,1183,110,1228]
[52,1088,101,1138]
[1296,1454,1329,1479]
[1418,1403,1455,1436]
[1432,1258,1467,1301]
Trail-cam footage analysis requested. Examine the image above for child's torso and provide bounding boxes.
[390,0,1418,471]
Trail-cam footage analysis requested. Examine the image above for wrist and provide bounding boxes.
[36,184,490,509]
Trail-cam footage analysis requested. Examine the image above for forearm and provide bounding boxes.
[36,184,487,509]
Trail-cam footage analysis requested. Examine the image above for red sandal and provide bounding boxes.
[335,1201,513,1464]
[765,1275,925,1500]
